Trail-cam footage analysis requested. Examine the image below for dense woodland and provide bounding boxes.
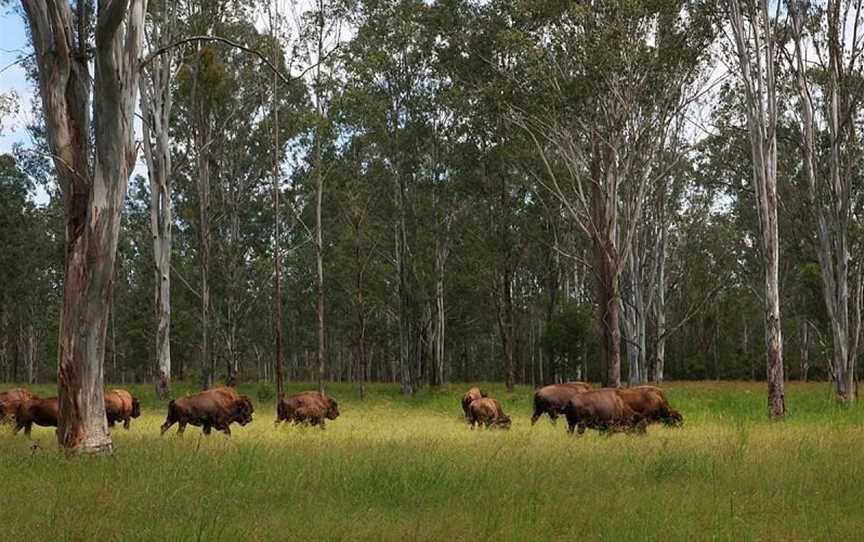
[1,0,862,410]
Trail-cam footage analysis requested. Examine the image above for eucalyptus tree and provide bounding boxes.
[140,0,178,398]
[509,1,714,387]
[345,0,437,394]
[723,0,785,418]
[787,0,864,402]
[20,0,147,454]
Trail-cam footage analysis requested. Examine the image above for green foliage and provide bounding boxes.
[541,302,598,378]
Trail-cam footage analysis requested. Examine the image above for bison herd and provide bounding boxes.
[0,382,681,439]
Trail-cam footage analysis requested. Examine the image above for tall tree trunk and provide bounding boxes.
[191,49,213,391]
[140,10,174,398]
[789,0,862,402]
[198,148,212,390]
[727,0,785,418]
[269,3,285,400]
[396,186,413,395]
[23,0,146,455]
[590,134,622,388]
[315,129,326,394]
[314,3,327,395]
[800,319,810,382]
[652,225,667,383]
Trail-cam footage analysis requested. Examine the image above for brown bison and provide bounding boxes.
[531,382,593,425]
[563,389,641,435]
[160,387,254,436]
[105,389,141,430]
[13,397,58,437]
[275,391,340,428]
[461,387,487,418]
[467,398,512,429]
[0,388,34,423]
[617,386,683,429]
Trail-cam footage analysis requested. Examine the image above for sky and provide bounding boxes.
[0,8,32,154]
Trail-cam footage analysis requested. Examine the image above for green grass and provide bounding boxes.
[2,381,864,541]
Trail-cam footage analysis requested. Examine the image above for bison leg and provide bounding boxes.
[160,420,175,436]
[123,419,131,430]
[203,424,212,436]
[13,421,24,436]
[108,419,116,428]
[177,422,187,436]
[548,412,558,425]
[24,423,32,437]
[220,425,232,436]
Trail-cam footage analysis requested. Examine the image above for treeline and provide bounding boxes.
[0,0,857,396]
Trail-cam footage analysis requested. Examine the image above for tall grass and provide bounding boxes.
[1,381,862,540]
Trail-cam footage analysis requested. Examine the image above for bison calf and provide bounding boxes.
[467,398,511,429]
[531,382,592,425]
[14,397,59,437]
[275,391,339,429]
[105,389,141,430]
[563,389,641,436]
[0,388,34,423]
[461,387,487,419]
[160,387,254,436]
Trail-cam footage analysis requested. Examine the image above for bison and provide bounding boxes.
[461,387,487,419]
[467,398,511,429]
[275,391,340,429]
[617,386,683,429]
[531,382,592,425]
[13,397,58,437]
[0,388,34,423]
[563,389,641,435]
[160,387,254,436]
[105,389,141,430]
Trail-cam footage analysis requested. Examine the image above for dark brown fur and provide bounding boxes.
[0,388,34,423]
[105,389,141,430]
[563,389,640,435]
[160,387,254,436]
[14,397,58,437]
[467,397,511,429]
[531,382,592,425]
[461,387,487,418]
[618,386,683,428]
[275,391,340,428]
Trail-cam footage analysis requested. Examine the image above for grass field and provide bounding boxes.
[2,381,864,541]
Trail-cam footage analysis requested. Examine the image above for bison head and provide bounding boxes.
[325,398,340,420]
[663,409,683,427]
[131,397,141,419]
[236,395,255,425]
[494,415,512,429]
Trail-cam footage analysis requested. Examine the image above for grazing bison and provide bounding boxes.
[467,398,512,429]
[531,382,592,425]
[461,387,487,418]
[105,389,141,430]
[275,391,340,428]
[0,388,34,423]
[618,386,683,428]
[13,397,59,437]
[563,389,640,435]
[160,387,254,436]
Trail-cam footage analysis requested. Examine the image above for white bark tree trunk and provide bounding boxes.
[22,0,147,455]
[789,0,862,402]
[726,0,785,418]
[140,3,175,399]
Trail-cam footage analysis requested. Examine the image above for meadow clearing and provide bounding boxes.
[1,381,863,541]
